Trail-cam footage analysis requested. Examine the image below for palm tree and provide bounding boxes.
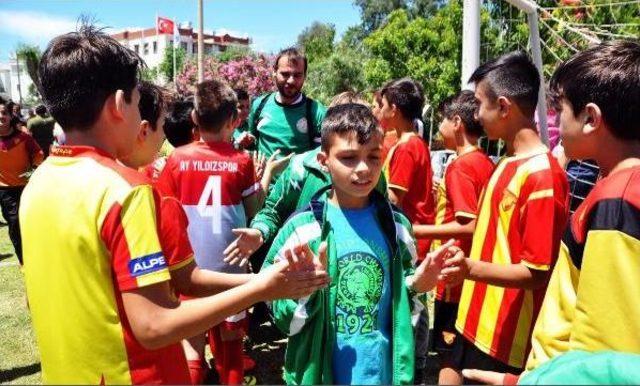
[15,44,42,93]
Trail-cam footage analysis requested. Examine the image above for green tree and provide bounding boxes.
[141,66,159,82]
[217,45,253,63]
[305,46,369,105]
[363,5,464,111]
[24,83,42,106]
[158,45,186,83]
[15,44,41,92]
[296,22,336,64]
[355,0,407,34]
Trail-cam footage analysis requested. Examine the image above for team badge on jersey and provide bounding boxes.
[500,189,518,212]
[296,117,308,134]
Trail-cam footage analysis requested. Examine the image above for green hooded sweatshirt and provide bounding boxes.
[261,191,421,385]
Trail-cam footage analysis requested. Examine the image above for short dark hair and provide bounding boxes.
[321,103,381,151]
[138,81,168,131]
[438,90,484,137]
[550,40,640,141]
[164,96,194,148]
[233,88,249,101]
[274,47,307,74]
[194,79,238,133]
[38,24,142,131]
[35,104,47,116]
[469,51,540,118]
[380,77,425,121]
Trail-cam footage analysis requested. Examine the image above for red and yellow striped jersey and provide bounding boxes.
[526,164,640,372]
[455,150,569,369]
[20,146,190,384]
[432,148,494,303]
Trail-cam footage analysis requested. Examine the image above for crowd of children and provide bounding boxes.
[9,19,640,386]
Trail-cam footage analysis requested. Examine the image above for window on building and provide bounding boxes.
[181,42,188,52]
[193,44,198,55]
[153,41,157,54]
[143,43,149,55]
[134,44,139,54]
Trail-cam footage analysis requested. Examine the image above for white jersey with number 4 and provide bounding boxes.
[157,141,259,274]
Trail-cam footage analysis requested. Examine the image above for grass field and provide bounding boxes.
[0,216,41,384]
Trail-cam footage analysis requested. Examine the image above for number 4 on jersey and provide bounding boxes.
[197,175,222,234]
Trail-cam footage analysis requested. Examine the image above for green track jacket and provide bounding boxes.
[261,191,421,385]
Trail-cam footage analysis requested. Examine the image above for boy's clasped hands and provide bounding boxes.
[257,242,330,301]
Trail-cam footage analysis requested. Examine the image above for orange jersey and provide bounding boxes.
[433,148,495,303]
[20,146,190,384]
[0,129,43,187]
[456,150,569,369]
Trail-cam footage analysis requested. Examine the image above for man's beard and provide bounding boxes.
[276,81,301,99]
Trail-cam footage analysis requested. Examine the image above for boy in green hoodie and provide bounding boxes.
[262,103,453,384]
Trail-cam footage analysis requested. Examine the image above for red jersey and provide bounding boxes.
[141,156,167,183]
[433,148,495,303]
[456,150,569,369]
[384,133,435,259]
[157,141,259,274]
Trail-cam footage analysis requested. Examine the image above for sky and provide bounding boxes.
[0,0,362,61]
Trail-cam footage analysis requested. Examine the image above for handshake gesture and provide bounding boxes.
[253,242,330,301]
[407,239,469,293]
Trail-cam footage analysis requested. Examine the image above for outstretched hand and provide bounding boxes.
[223,228,264,267]
[265,149,294,177]
[258,241,330,300]
[439,244,469,287]
[409,239,456,293]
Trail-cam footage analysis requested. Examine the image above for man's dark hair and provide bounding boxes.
[438,90,484,137]
[469,51,540,118]
[321,103,381,151]
[380,77,425,121]
[38,24,142,131]
[164,96,194,148]
[550,40,640,141]
[194,79,238,133]
[233,88,249,101]
[35,104,48,116]
[274,47,307,74]
[138,81,168,131]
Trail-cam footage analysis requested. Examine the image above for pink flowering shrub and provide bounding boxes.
[177,54,275,97]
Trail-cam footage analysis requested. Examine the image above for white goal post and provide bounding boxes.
[462,0,550,146]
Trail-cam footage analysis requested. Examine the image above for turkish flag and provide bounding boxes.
[157,16,175,35]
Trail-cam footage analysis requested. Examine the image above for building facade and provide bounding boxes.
[110,23,251,69]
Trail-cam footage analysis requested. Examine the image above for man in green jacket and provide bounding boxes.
[261,103,449,384]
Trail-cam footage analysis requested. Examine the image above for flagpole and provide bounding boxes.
[173,18,177,89]
[197,0,204,82]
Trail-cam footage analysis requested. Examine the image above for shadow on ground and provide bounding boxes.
[0,363,41,383]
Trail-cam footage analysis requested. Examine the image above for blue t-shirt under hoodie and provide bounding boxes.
[327,201,392,385]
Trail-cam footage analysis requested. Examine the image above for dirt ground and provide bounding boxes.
[240,317,440,385]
